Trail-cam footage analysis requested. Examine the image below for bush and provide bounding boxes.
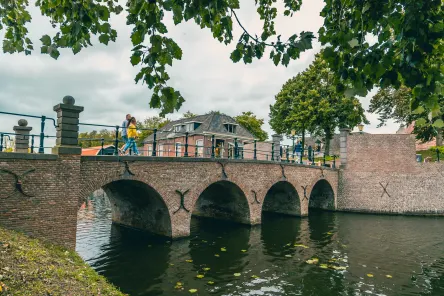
[428,146,444,154]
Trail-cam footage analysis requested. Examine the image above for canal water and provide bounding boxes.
[76,196,444,296]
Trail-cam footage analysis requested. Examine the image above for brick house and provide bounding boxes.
[143,113,255,158]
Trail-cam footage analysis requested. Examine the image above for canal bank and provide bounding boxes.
[0,227,126,296]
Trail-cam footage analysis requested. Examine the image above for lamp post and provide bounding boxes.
[357,123,364,134]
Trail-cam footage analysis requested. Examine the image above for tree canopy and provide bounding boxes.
[136,116,170,146]
[182,111,198,118]
[369,86,443,145]
[234,111,268,141]
[270,54,368,154]
[1,0,442,121]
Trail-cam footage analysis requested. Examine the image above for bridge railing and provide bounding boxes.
[0,111,57,154]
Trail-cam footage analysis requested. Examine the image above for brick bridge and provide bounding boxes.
[1,97,443,249]
[0,154,337,249]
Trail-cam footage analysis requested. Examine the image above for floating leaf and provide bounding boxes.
[306,258,319,264]
[203,267,211,271]
[214,254,220,257]
[331,266,347,270]
[186,259,193,263]
[175,282,183,289]
[386,274,392,278]
[251,275,259,279]
[285,243,291,247]
[285,254,292,258]
[207,281,215,285]
[221,247,227,252]
[294,244,309,249]
[196,274,205,279]
[326,232,333,235]
[202,240,207,243]
[367,273,374,278]
[170,263,174,266]
[241,249,247,253]
[234,273,241,277]
[320,264,329,269]
[189,289,198,293]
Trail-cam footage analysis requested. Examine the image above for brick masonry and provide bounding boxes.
[338,133,444,215]
[0,153,337,249]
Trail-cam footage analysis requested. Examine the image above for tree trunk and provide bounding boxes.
[324,130,332,155]
[437,129,443,147]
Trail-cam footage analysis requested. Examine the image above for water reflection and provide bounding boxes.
[77,196,444,296]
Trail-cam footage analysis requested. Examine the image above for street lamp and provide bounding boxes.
[357,123,364,134]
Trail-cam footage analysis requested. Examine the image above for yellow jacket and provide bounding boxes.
[127,123,137,138]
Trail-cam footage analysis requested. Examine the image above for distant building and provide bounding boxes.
[143,113,255,158]
[81,145,116,156]
[396,122,439,151]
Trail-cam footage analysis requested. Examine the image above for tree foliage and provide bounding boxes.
[78,129,117,148]
[368,86,411,128]
[369,86,443,144]
[234,111,268,141]
[270,54,368,154]
[1,0,442,120]
[182,111,198,118]
[136,116,170,146]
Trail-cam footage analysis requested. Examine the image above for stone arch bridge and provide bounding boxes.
[0,154,338,249]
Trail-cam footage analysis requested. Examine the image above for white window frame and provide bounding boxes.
[158,144,164,156]
[175,142,182,157]
[196,139,203,157]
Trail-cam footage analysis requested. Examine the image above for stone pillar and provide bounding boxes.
[13,119,32,153]
[272,134,283,161]
[339,128,351,168]
[52,96,84,155]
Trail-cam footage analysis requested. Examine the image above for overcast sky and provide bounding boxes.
[0,0,399,150]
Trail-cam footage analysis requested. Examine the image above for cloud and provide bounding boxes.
[0,0,398,152]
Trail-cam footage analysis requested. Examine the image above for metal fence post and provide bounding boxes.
[0,133,3,152]
[323,154,326,166]
[286,146,290,163]
[211,135,215,158]
[253,140,257,160]
[114,126,119,155]
[101,138,104,155]
[152,129,157,156]
[184,132,189,157]
[299,147,303,164]
[39,115,46,153]
[311,149,315,165]
[30,135,35,153]
[333,155,336,168]
[271,144,274,161]
[234,138,238,159]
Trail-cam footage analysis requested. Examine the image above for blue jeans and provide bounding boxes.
[123,138,139,155]
[122,135,128,144]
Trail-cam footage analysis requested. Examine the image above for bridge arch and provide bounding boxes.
[309,179,335,211]
[80,178,172,237]
[192,180,251,224]
[262,181,302,216]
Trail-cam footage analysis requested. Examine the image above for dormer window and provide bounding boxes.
[224,123,237,133]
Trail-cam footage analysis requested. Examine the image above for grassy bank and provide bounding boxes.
[0,227,126,296]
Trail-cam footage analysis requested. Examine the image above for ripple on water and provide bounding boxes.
[76,197,444,296]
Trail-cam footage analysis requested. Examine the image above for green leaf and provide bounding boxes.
[131,31,143,45]
[273,53,281,66]
[412,106,425,115]
[131,55,141,66]
[348,38,359,48]
[41,46,48,54]
[72,43,81,55]
[40,35,51,46]
[49,47,60,60]
[99,34,110,45]
[433,119,444,129]
[230,49,242,63]
[415,118,427,127]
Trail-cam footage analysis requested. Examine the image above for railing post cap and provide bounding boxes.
[18,119,28,127]
[63,95,75,105]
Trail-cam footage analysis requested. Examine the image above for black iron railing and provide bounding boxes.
[0,111,57,153]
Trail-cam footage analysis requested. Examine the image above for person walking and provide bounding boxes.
[122,117,140,155]
[120,114,131,151]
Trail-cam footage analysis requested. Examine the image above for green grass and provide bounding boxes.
[417,149,441,162]
[0,227,127,296]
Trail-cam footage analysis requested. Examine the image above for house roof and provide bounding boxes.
[144,113,255,142]
[81,145,115,156]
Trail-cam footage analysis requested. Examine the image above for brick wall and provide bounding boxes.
[0,154,80,249]
[1,153,338,248]
[339,134,444,215]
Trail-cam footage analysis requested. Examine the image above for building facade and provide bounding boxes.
[143,113,257,158]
